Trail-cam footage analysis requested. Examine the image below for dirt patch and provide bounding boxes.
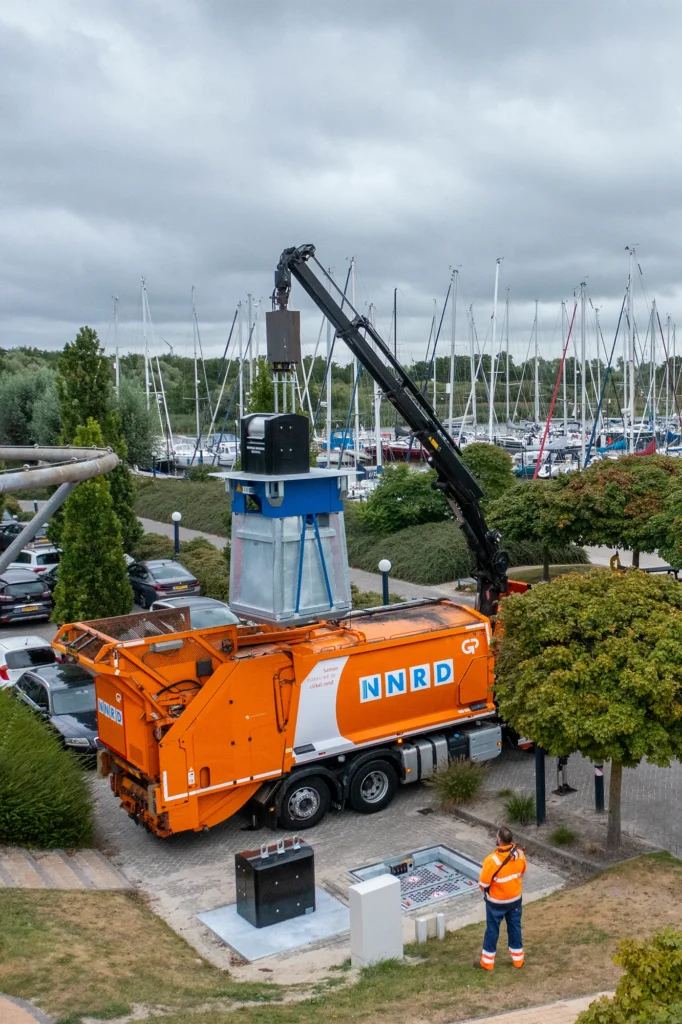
[469,794,656,866]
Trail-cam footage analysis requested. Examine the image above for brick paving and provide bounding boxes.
[92,776,563,971]
[482,748,682,857]
[0,846,131,890]
[0,995,54,1023]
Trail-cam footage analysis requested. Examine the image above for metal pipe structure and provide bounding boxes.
[0,445,120,575]
[0,447,119,494]
[0,482,75,575]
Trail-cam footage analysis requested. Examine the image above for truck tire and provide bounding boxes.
[349,760,398,814]
[279,776,331,830]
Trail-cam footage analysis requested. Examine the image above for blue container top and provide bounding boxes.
[224,468,351,518]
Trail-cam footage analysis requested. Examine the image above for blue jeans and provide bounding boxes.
[482,899,523,961]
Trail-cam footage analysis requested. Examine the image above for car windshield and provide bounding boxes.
[6,648,56,670]
[152,565,191,581]
[5,582,46,597]
[191,607,239,628]
[52,683,96,716]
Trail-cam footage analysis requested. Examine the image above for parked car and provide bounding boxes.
[13,663,98,755]
[0,569,53,624]
[9,545,61,575]
[41,563,59,593]
[0,522,50,552]
[150,596,239,629]
[128,560,201,608]
[0,636,57,688]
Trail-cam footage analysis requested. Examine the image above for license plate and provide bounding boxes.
[22,605,39,612]
[173,584,188,590]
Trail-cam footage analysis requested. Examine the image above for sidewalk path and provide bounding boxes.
[0,846,131,890]
[458,992,611,1024]
[136,516,228,550]
[0,995,53,1023]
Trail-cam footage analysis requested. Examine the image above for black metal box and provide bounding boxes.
[235,838,315,928]
[241,413,310,476]
[266,309,302,366]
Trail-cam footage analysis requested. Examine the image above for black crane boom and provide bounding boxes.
[272,244,510,617]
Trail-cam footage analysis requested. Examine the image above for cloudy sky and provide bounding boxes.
[2,0,682,365]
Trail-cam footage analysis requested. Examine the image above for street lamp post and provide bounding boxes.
[378,558,392,606]
[171,511,182,557]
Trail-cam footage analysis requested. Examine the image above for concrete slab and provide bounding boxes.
[198,887,349,960]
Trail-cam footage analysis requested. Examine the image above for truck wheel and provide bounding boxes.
[349,760,398,814]
[279,776,331,830]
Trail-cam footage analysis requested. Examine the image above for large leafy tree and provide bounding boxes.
[461,443,515,505]
[552,455,681,566]
[57,327,112,441]
[495,568,682,848]
[487,479,565,581]
[52,420,133,624]
[356,464,450,534]
[0,367,61,445]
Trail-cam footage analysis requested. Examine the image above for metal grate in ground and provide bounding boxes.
[397,859,478,911]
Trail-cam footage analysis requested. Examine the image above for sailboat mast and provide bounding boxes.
[238,301,244,419]
[489,258,501,442]
[469,305,477,434]
[447,269,458,435]
[369,303,382,474]
[580,282,586,468]
[142,277,150,410]
[562,301,568,437]
[533,299,539,424]
[650,299,656,429]
[504,289,510,427]
[191,287,200,441]
[247,294,254,389]
[666,314,671,438]
[350,258,360,469]
[595,307,602,439]
[627,247,636,452]
[326,271,333,467]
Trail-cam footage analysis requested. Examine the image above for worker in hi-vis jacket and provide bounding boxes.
[475,826,526,971]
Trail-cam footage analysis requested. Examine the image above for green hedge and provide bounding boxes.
[345,516,587,586]
[0,690,93,849]
[133,478,230,537]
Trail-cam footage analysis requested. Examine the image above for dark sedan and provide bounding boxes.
[150,595,239,629]
[13,663,98,756]
[0,521,49,552]
[0,569,52,624]
[128,559,201,608]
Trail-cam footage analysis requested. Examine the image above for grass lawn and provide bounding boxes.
[133,477,230,536]
[1,854,680,1024]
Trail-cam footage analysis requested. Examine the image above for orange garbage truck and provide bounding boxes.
[53,600,501,836]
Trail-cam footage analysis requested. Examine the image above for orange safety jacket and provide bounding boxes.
[478,844,526,904]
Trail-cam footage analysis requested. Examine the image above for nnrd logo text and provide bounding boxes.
[359,659,454,703]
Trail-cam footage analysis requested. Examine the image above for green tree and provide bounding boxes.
[0,367,61,445]
[552,455,681,566]
[57,327,112,442]
[52,420,133,624]
[577,929,682,1024]
[116,380,156,466]
[495,569,682,848]
[247,357,275,413]
[461,443,515,504]
[356,464,450,534]
[487,479,566,581]
[102,411,143,553]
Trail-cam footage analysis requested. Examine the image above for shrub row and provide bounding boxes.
[0,689,93,849]
[345,516,586,586]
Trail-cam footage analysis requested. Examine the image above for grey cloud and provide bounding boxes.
[1,0,682,365]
